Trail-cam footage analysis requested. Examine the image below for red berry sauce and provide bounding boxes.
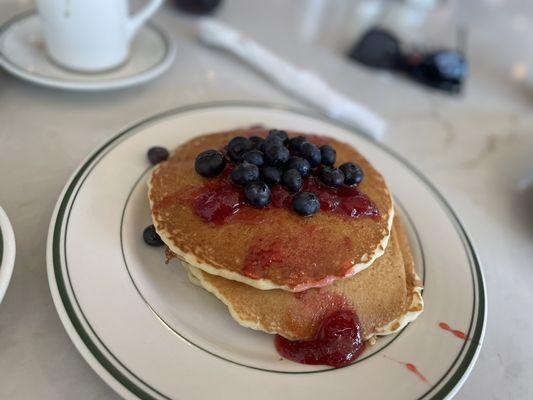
[242,237,285,279]
[242,226,354,283]
[301,176,378,219]
[191,172,378,225]
[191,167,251,225]
[193,179,245,225]
[270,185,293,208]
[275,310,365,368]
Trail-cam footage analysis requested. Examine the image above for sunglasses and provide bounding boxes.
[348,28,467,94]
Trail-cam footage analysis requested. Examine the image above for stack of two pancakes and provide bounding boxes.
[148,130,424,345]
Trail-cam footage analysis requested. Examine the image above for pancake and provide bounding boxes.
[149,127,393,292]
[183,216,423,341]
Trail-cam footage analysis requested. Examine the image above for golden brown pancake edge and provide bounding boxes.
[149,128,394,292]
[181,215,424,341]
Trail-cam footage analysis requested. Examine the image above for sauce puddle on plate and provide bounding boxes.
[275,310,365,368]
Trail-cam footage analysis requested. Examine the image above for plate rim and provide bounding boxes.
[0,10,176,91]
[46,101,487,400]
[0,205,16,304]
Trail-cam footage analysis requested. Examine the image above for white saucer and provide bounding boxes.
[0,206,15,304]
[0,11,176,91]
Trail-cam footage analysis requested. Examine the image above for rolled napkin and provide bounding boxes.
[198,18,386,141]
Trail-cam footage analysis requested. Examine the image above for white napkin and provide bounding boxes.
[198,18,386,141]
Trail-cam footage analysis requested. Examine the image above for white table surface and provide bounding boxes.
[0,0,532,399]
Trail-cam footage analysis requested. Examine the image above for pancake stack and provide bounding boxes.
[148,128,424,362]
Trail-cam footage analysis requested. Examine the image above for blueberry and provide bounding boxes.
[261,166,282,185]
[268,129,289,144]
[227,136,253,163]
[143,224,164,246]
[263,142,290,166]
[286,156,311,177]
[320,145,336,166]
[195,149,226,177]
[339,162,364,185]
[147,146,169,165]
[244,182,271,207]
[300,142,321,167]
[319,166,345,187]
[249,136,265,150]
[230,161,259,186]
[242,150,265,166]
[288,136,307,154]
[260,134,284,151]
[282,169,303,193]
[292,192,320,216]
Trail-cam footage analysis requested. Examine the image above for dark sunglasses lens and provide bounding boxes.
[348,28,402,69]
[431,51,467,81]
[407,50,467,93]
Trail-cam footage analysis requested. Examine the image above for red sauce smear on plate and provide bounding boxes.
[275,310,365,368]
[405,363,430,384]
[439,322,468,340]
[384,356,430,384]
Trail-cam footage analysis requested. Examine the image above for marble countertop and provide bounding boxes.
[0,0,532,398]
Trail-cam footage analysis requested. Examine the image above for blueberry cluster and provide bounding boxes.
[194,130,365,216]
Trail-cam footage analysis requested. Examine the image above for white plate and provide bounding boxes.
[0,206,16,304]
[47,102,486,400]
[0,11,176,91]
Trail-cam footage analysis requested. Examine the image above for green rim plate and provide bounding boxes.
[47,101,486,400]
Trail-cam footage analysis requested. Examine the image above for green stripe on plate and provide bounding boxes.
[52,122,168,400]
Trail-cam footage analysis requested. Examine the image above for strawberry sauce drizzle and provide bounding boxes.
[241,225,354,283]
[383,355,430,385]
[405,363,430,384]
[439,322,468,340]
[192,179,244,225]
[191,173,378,225]
[301,176,379,219]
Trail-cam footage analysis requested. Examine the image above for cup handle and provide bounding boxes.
[126,0,164,40]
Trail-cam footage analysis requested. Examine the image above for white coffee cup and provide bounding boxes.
[35,0,164,72]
